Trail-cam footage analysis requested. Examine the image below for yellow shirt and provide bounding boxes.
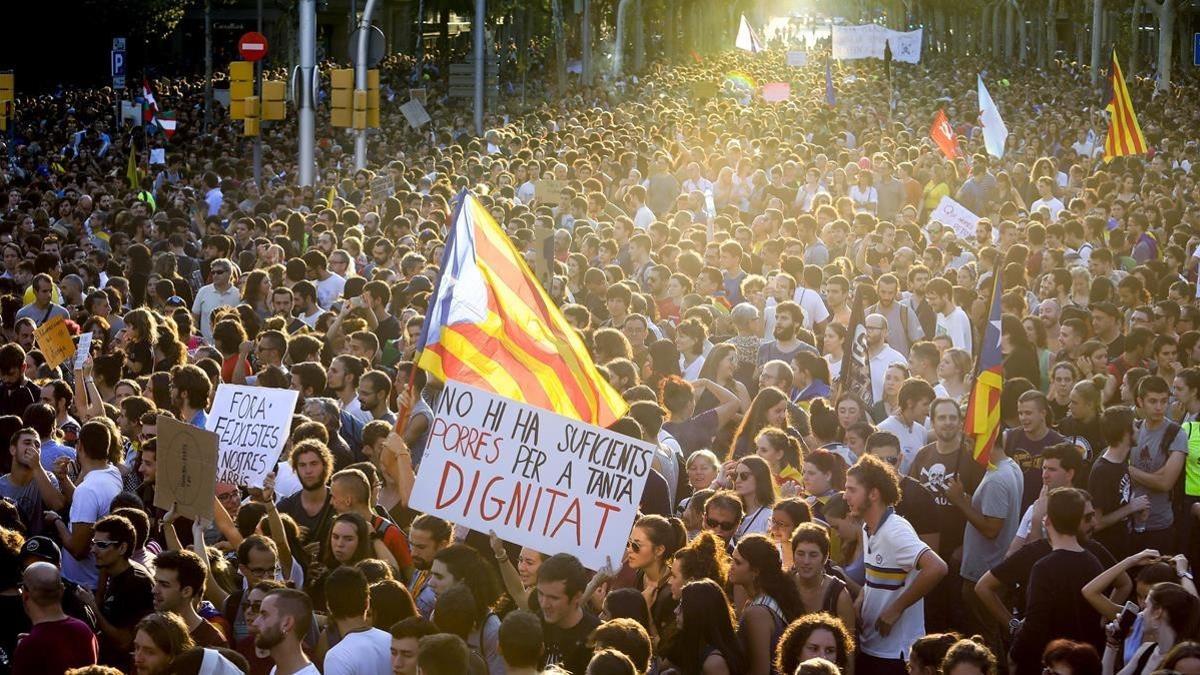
[923,180,951,211]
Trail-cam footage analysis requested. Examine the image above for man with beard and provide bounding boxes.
[277,440,336,554]
[253,588,319,675]
[845,454,947,675]
[0,428,64,537]
[407,514,451,619]
[756,301,816,373]
[169,364,212,428]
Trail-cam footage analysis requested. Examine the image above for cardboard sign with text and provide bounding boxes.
[534,179,568,205]
[154,416,219,521]
[34,316,74,370]
[929,195,981,241]
[400,99,432,129]
[74,332,93,371]
[205,384,298,488]
[409,383,653,571]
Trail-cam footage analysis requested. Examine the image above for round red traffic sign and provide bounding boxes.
[238,32,269,62]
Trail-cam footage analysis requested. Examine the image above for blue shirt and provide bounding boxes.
[39,440,75,472]
[190,410,208,428]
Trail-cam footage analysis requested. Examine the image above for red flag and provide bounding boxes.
[930,109,962,160]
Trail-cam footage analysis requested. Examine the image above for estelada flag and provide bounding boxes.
[1103,50,1148,161]
[416,191,628,427]
[835,288,872,405]
[965,265,1004,467]
[930,109,962,160]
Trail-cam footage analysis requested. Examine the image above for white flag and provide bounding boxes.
[736,15,763,53]
[977,75,1008,159]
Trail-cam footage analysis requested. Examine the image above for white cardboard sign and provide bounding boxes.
[409,382,652,571]
[929,195,981,240]
[205,384,298,488]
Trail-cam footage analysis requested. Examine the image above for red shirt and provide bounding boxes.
[372,515,413,569]
[12,617,98,675]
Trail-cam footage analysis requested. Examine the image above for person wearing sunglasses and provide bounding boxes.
[702,491,745,546]
[75,514,155,672]
[191,257,241,344]
[625,514,687,640]
[731,456,778,540]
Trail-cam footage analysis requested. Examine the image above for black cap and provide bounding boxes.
[20,536,61,566]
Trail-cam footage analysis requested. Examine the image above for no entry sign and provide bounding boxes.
[238,32,268,62]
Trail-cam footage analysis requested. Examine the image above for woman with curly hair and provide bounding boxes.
[755,426,805,490]
[661,579,747,675]
[430,544,506,675]
[669,531,731,598]
[731,534,803,675]
[942,636,999,675]
[775,612,855,675]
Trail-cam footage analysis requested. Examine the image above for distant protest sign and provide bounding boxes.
[762,82,791,102]
[399,99,431,128]
[154,416,219,521]
[205,384,298,488]
[74,331,93,371]
[929,195,981,240]
[409,383,653,571]
[534,179,568,205]
[34,316,73,370]
[786,51,808,67]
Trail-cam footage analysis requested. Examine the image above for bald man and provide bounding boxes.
[13,562,98,673]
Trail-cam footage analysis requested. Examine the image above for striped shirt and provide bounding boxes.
[859,508,930,660]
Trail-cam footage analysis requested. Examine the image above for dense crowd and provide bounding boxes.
[3,24,1200,675]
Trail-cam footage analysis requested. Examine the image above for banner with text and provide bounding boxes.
[832,25,923,64]
[409,382,653,571]
[205,384,298,488]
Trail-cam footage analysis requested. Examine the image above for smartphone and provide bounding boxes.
[1113,601,1140,640]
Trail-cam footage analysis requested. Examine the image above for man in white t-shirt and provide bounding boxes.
[45,420,123,590]
[926,278,973,354]
[1029,176,1065,223]
[846,455,947,671]
[626,185,656,230]
[877,380,935,474]
[1004,444,1082,556]
[322,567,392,675]
[792,281,831,330]
[191,258,241,344]
[254,588,321,675]
[865,313,908,404]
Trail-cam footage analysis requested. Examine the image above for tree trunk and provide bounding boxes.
[993,3,1004,56]
[204,0,212,133]
[632,0,645,71]
[1091,0,1103,83]
[1018,4,1029,62]
[1178,8,1190,71]
[439,5,450,74]
[1151,0,1175,91]
[551,0,567,93]
[1006,2,1016,60]
[1130,0,1142,74]
[1046,0,1057,66]
[1076,19,1085,64]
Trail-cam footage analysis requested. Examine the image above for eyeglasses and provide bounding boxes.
[734,471,753,482]
[213,269,230,275]
[246,566,274,576]
[706,517,737,531]
[217,491,240,501]
[91,540,119,549]
[880,454,900,466]
[247,601,263,613]
[626,539,642,553]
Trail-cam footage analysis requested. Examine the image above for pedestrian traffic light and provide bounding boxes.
[261,80,285,121]
[242,95,260,136]
[367,69,380,129]
[330,68,353,128]
[229,61,253,120]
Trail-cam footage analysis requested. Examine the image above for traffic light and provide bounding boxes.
[229,61,253,120]
[367,69,380,129]
[330,68,353,128]
[261,80,285,121]
[0,72,12,132]
[242,95,260,136]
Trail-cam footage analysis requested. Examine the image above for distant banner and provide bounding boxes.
[786,51,808,67]
[205,384,298,488]
[929,196,981,240]
[762,83,791,103]
[408,382,652,571]
[832,25,923,64]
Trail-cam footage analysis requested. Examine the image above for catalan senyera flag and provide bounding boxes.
[1103,51,1147,161]
[965,265,1004,467]
[416,192,628,427]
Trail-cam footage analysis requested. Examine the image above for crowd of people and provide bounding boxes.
[2,18,1200,675]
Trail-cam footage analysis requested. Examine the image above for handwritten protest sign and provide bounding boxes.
[929,195,981,241]
[786,51,808,67]
[409,88,427,105]
[205,384,298,489]
[74,331,93,371]
[154,416,219,521]
[832,25,924,63]
[34,316,74,370]
[409,382,653,571]
[400,99,432,129]
[534,179,568,205]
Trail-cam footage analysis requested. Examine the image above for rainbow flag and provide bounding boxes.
[965,265,1004,466]
[1103,51,1147,161]
[416,192,628,427]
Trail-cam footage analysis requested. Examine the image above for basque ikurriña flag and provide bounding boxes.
[965,265,1004,467]
[415,191,628,427]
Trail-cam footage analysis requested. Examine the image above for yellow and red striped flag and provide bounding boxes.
[965,265,1004,466]
[416,191,628,427]
[1103,51,1148,161]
